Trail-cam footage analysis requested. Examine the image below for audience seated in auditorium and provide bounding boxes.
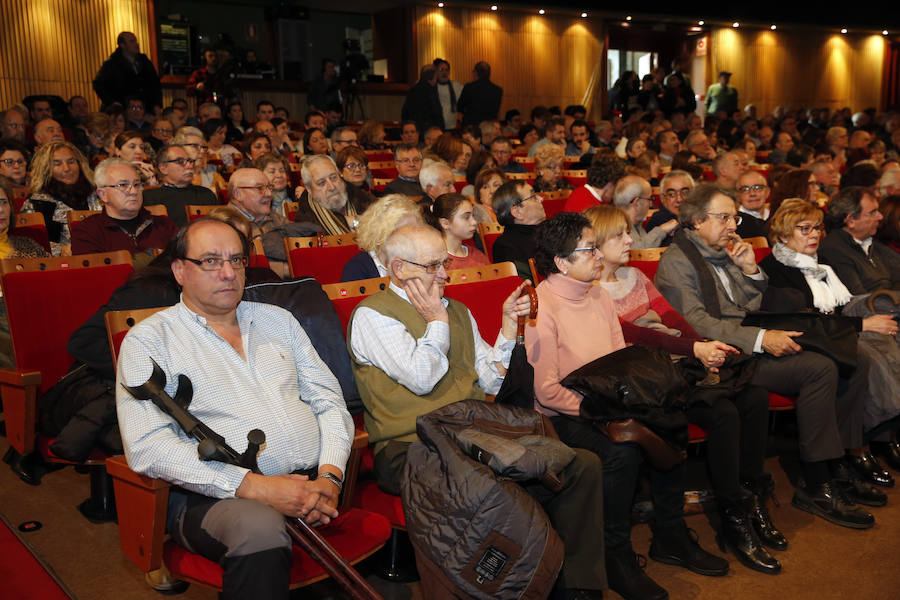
[330,126,359,159]
[714,151,745,189]
[142,144,218,227]
[564,153,626,212]
[335,146,376,210]
[341,194,422,282]
[0,140,29,186]
[202,118,240,167]
[655,183,877,529]
[346,223,605,599]
[72,158,176,265]
[125,97,152,132]
[252,152,293,217]
[566,119,594,158]
[21,141,101,254]
[644,169,695,246]
[33,119,65,149]
[734,170,770,238]
[424,193,489,270]
[228,167,289,277]
[238,131,273,169]
[418,160,455,207]
[147,117,173,152]
[383,143,424,197]
[490,137,526,174]
[470,166,504,222]
[876,194,900,253]
[529,116,567,158]
[1,106,27,142]
[684,130,716,164]
[293,154,367,234]
[491,180,545,278]
[399,120,419,147]
[111,130,157,186]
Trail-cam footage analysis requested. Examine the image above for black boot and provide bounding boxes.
[847,451,894,488]
[871,439,900,473]
[743,473,788,550]
[605,544,668,600]
[716,494,781,575]
[649,521,729,576]
[831,459,888,507]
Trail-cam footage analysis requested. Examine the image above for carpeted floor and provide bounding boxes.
[1,432,898,600]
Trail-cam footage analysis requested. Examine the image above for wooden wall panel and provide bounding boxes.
[0,0,152,111]
[710,28,886,115]
[415,7,605,120]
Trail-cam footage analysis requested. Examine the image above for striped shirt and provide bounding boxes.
[116,299,353,499]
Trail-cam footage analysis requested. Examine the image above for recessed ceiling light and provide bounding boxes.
[437,1,444,6]
[626,15,632,21]
[841,28,848,34]
[770,24,776,31]
[539,8,545,14]
[581,12,587,18]
[883,30,889,36]
[698,20,704,26]
[490,4,498,11]
[732,22,739,28]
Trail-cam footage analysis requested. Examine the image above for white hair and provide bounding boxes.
[93,157,138,186]
[418,158,452,190]
[300,154,338,188]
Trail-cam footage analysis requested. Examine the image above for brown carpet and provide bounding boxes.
[1,434,898,599]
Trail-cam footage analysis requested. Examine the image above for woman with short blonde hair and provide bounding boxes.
[341,194,423,281]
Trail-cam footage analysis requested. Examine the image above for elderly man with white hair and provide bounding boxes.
[418,159,456,207]
[292,155,369,234]
[612,175,678,249]
[877,167,900,199]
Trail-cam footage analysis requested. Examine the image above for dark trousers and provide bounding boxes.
[550,416,684,552]
[751,350,867,461]
[376,441,608,590]
[686,385,769,501]
[167,489,292,600]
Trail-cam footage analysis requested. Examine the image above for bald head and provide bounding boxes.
[34,119,64,146]
[384,225,448,291]
[228,168,272,221]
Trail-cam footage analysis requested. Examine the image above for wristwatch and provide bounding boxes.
[319,471,343,492]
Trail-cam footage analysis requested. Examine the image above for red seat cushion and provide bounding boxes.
[163,508,391,589]
[629,259,661,282]
[688,423,707,443]
[769,393,797,410]
[542,197,569,219]
[288,245,361,285]
[352,479,406,529]
[481,232,502,263]
[443,275,522,341]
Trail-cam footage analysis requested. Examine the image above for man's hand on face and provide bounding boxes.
[404,276,448,323]
[726,234,759,275]
[236,472,340,526]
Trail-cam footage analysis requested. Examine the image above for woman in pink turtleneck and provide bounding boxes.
[524,213,780,598]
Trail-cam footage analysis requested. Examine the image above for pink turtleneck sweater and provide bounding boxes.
[524,273,626,417]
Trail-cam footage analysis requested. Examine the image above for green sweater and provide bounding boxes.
[347,289,484,454]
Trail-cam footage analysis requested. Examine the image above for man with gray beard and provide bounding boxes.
[292,155,369,234]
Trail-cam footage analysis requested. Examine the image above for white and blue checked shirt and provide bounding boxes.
[116,299,353,499]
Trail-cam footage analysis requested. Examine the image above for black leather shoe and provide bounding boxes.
[832,460,888,507]
[605,545,668,600]
[717,496,781,575]
[791,480,875,529]
[743,474,788,551]
[870,441,900,473]
[649,523,729,577]
[848,452,894,488]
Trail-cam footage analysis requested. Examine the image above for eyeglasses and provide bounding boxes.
[128,105,144,112]
[397,157,423,165]
[631,196,652,205]
[493,149,512,156]
[663,187,692,200]
[737,184,767,193]
[705,212,742,225]
[237,184,274,193]
[400,257,451,274]
[184,143,209,152]
[334,138,357,145]
[570,246,601,256]
[101,181,143,192]
[514,192,542,206]
[165,157,196,166]
[181,255,248,271]
[152,128,173,135]
[0,158,25,167]
[343,162,365,171]
[795,224,825,236]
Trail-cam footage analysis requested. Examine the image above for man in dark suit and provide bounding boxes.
[401,65,443,135]
[457,62,502,128]
[93,31,162,115]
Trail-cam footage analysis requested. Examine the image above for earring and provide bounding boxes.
[563,270,568,276]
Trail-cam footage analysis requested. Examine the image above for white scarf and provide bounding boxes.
[772,242,852,313]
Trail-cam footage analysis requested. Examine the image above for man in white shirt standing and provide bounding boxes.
[117,218,353,599]
[433,58,462,132]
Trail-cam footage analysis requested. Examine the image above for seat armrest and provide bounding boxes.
[106,455,171,573]
[0,368,42,454]
[340,429,369,511]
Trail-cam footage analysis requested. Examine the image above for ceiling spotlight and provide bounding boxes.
[698,20,704,26]
[841,28,847,34]
[437,1,444,6]
[581,12,587,18]
[539,8,545,14]
[732,22,739,28]
[770,24,776,30]
[626,15,632,21]
[884,30,889,36]
[490,4,497,10]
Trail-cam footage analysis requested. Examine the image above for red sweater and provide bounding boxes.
[563,185,606,213]
[71,208,179,256]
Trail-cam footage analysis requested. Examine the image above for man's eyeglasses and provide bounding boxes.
[705,212,742,225]
[630,196,652,205]
[237,184,273,193]
[514,192,542,206]
[0,158,25,167]
[396,157,423,165]
[795,224,825,236]
[663,188,691,200]
[737,184,767,193]
[334,138,357,145]
[101,181,143,193]
[165,157,196,167]
[400,257,451,274]
[182,255,248,271]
